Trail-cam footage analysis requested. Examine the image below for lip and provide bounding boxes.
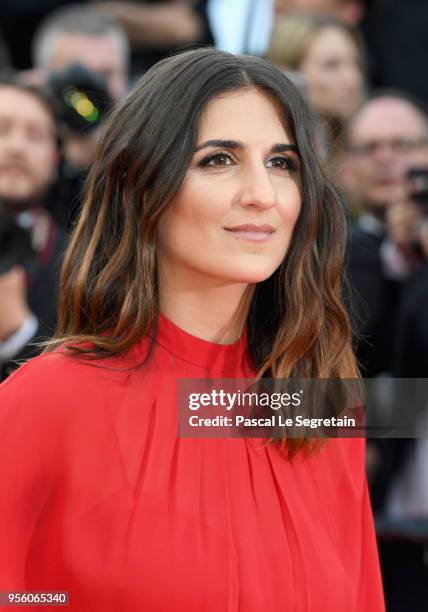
[0,166,30,174]
[224,223,275,242]
[376,178,397,185]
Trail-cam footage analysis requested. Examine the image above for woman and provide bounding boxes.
[267,14,365,160]
[0,48,384,610]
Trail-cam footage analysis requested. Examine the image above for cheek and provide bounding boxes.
[307,74,330,105]
[361,171,378,192]
[157,188,219,255]
[320,71,338,94]
[309,64,336,94]
[276,185,302,245]
[170,179,228,234]
[352,69,363,90]
[31,145,57,180]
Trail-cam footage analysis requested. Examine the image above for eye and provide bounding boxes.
[267,156,297,173]
[324,58,341,70]
[198,152,235,168]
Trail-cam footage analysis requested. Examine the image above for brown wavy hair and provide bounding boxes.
[42,48,360,457]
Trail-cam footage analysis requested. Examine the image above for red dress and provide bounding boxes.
[0,314,385,611]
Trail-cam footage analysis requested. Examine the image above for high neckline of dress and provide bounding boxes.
[155,312,249,373]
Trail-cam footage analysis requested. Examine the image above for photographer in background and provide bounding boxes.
[93,0,213,77]
[341,91,428,379]
[0,77,66,380]
[31,4,129,165]
[341,92,428,612]
[31,4,129,102]
[22,5,129,229]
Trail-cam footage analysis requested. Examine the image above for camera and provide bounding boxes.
[48,63,113,134]
[406,167,428,216]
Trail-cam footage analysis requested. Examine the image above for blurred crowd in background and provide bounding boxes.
[0,1,427,610]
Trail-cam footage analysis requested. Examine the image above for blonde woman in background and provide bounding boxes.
[267,14,365,165]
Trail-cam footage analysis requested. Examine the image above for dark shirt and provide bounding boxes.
[346,225,403,377]
[0,1,77,69]
[394,264,428,377]
[129,0,214,77]
[0,0,213,73]
[362,0,428,106]
[0,216,67,381]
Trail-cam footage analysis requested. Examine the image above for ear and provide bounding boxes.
[339,2,365,26]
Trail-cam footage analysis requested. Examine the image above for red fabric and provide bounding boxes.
[0,314,385,611]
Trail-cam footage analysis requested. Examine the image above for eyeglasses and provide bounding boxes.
[347,138,428,157]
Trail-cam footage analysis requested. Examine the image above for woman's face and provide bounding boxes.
[301,26,363,120]
[157,87,302,289]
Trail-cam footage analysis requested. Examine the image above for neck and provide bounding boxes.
[158,267,254,344]
[2,196,40,217]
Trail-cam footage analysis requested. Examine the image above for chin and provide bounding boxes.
[372,188,401,208]
[0,185,33,202]
[0,192,33,208]
[221,261,281,284]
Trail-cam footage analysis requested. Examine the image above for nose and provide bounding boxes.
[4,130,27,156]
[372,142,395,164]
[237,163,278,210]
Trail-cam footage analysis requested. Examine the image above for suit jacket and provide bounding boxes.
[346,224,403,378]
[0,217,67,381]
[346,219,417,513]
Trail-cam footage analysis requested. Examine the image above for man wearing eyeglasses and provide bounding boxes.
[342,91,428,380]
[342,92,428,612]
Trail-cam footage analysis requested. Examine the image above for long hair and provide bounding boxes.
[266,14,366,162]
[266,14,365,77]
[43,48,360,457]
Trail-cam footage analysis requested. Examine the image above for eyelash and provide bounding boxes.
[197,151,298,173]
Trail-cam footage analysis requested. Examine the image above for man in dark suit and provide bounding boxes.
[342,92,428,612]
[0,78,67,380]
[343,92,428,378]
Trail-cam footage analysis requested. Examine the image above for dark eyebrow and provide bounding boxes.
[194,139,299,155]
[271,143,298,154]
